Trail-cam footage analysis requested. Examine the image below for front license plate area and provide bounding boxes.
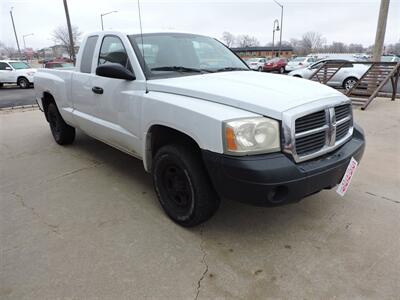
[336,157,358,196]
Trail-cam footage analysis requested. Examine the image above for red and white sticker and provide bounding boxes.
[336,157,358,197]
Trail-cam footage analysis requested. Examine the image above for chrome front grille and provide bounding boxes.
[283,101,353,163]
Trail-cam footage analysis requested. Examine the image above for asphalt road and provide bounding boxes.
[0,85,36,108]
[1,99,399,299]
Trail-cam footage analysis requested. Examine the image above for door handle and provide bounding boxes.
[92,86,104,94]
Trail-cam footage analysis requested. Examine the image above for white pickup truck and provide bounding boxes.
[34,31,365,227]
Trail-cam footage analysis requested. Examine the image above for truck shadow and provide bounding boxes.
[71,130,335,236]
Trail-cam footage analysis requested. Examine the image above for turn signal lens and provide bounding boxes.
[225,127,237,151]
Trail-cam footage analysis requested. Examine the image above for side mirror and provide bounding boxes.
[96,63,135,81]
[5,67,12,71]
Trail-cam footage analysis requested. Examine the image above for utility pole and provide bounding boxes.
[9,7,22,59]
[372,0,390,61]
[274,0,283,57]
[63,0,76,64]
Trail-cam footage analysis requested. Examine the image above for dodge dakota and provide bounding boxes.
[34,31,365,227]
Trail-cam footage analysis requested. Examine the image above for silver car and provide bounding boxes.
[288,59,369,91]
[285,56,316,72]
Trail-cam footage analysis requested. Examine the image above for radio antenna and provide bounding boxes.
[137,0,148,92]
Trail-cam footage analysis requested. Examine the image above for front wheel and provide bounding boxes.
[152,144,220,227]
[47,103,75,145]
[343,77,358,91]
[258,66,263,72]
[17,77,30,89]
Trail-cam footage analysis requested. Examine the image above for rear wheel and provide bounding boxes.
[258,66,263,72]
[47,103,75,145]
[17,77,30,89]
[0,83,3,88]
[279,67,285,74]
[152,144,220,227]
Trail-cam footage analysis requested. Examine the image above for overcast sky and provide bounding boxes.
[0,0,399,50]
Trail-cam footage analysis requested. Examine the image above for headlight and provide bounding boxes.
[223,117,280,155]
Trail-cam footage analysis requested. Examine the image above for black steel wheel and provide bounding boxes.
[152,144,220,227]
[47,103,75,145]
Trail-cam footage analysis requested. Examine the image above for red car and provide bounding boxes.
[262,58,287,73]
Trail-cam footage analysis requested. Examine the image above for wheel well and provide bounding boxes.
[17,76,29,83]
[293,75,302,78]
[146,125,201,171]
[42,92,56,121]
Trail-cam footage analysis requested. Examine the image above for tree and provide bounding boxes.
[301,31,326,54]
[221,32,235,48]
[1,45,18,58]
[329,42,347,53]
[236,35,260,48]
[52,25,81,59]
[347,43,364,53]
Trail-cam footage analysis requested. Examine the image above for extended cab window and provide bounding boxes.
[80,35,98,73]
[98,36,132,72]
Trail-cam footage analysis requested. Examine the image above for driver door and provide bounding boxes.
[84,35,142,154]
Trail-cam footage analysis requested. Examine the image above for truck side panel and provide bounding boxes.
[34,69,75,125]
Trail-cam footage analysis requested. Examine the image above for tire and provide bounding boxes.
[17,77,30,89]
[47,103,75,145]
[258,66,263,72]
[0,83,3,88]
[343,77,358,91]
[152,144,220,227]
[279,67,284,74]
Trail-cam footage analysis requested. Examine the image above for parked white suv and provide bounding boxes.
[34,31,365,226]
[0,60,36,88]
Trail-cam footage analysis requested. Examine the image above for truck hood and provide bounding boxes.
[147,71,345,120]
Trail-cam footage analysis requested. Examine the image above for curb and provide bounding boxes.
[0,104,39,113]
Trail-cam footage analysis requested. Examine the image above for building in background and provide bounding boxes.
[231,46,293,59]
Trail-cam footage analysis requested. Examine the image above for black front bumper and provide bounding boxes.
[202,126,365,206]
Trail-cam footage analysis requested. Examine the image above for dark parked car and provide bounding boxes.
[263,58,287,73]
[44,62,74,69]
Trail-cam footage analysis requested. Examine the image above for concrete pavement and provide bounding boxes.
[0,99,399,299]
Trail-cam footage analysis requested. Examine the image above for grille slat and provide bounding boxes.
[295,110,326,133]
[296,131,326,155]
[292,104,352,159]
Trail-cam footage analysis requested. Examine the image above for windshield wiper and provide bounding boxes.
[214,67,249,72]
[151,66,206,73]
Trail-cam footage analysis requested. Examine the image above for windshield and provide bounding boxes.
[292,57,306,62]
[9,62,31,69]
[129,33,249,78]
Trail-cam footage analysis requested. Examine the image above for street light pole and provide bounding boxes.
[272,19,280,57]
[273,0,283,57]
[63,0,76,64]
[23,33,34,49]
[101,11,118,30]
[9,7,22,59]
